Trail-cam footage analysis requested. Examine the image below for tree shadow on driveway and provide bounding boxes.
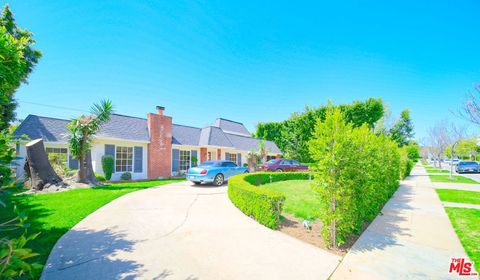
[41,227,146,280]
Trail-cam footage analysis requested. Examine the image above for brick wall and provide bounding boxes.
[200,147,207,163]
[147,107,172,178]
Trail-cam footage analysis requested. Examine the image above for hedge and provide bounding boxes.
[228,172,312,229]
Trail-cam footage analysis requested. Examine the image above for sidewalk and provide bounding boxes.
[443,202,480,210]
[332,165,476,279]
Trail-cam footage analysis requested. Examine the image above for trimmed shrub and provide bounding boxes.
[228,172,312,229]
[309,106,401,247]
[95,173,106,182]
[101,155,114,180]
[120,172,132,181]
[400,157,414,179]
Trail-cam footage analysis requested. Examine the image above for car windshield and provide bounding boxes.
[460,162,477,166]
[199,161,221,167]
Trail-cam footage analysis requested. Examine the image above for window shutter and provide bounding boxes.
[191,150,198,167]
[237,153,242,166]
[172,149,180,172]
[68,154,79,170]
[104,144,116,173]
[134,146,143,173]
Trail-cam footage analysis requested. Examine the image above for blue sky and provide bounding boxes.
[5,0,480,141]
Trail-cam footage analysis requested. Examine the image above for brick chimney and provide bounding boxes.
[147,106,172,178]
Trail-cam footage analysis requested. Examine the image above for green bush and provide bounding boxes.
[95,173,106,182]
[120,172,132,181]
[400,158,414,179]
[101,155,114,180]
[308,106,400,247]
[228,172,314,229]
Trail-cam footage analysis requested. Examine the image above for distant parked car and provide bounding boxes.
[186,160,248,186]
[257,159,308,172]
[456,161,480,174]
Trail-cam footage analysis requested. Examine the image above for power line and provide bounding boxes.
[17,100,89,113]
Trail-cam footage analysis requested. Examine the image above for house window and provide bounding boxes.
[180,150,191,171]
[116,146,133,172]
[46,147,68,165]
[207,151,216,161]
[229,153,237,164]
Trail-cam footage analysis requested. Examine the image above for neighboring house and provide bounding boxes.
[13,106,281,181]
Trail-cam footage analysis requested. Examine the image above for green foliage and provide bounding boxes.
[120,172,132,181]
[0,133,41,278]
[228,173,311,229]
[255,98,384,162]
[95,173,106,182]
[400,157,414,179]
[308,106,400,247]
[101,155,114,180]
[389,109,414,147]
[0,5,42,131]
[445,138,479,159]
[67,100,113,183]
[404,143,420,161]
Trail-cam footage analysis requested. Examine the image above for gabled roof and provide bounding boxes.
[14,114,281,153]
[198,126,234,147]
[14,115,70,143]
[172,124,201,146]
[214,118,250,136]
[14,114,150,143]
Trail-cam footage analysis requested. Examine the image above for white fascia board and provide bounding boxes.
[94,136,150,144]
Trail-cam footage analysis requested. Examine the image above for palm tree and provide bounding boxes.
[67,100,113,183]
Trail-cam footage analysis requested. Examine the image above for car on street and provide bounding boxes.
[257,159,308,172]
[455,161,480,174]
[186,160,248,186]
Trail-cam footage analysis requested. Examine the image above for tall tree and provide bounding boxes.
[255,98,385,162]
[389,109,414,147]
[459,83,480,126]
[427,122,451,168]
[67,100,114,184]
[0,4,42,131]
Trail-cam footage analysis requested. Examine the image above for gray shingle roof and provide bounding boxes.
[225,133,281,154]
[14,114,149,143]
[14,114,281,153]
[172,124,201,146]
[96,114,149,142]
[198,126,234,147]
[214,118,250,136]
[14,115,70,142]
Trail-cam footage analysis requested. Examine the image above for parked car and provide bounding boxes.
[257,159,308,172]
[186,160,248,186]
[455,161,480,174]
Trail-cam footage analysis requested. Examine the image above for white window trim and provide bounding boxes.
[179,150,191,171]
[115,145,134,173]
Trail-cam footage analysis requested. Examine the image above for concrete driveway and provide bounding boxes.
[41,181,340,280]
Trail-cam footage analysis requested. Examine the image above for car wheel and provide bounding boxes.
[213,174,224,186]
[276,168,283,172]
[244,170,249,174]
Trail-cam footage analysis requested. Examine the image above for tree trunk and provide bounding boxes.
[76,137,87,183]
[85,150,98,184]
[24,139,65,190]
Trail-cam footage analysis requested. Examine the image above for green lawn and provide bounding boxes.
[429,175,480,184]
[261,179,320,220]
[425,167,450,174]
[436,189,480,205]
[445,208,480,272]
[0,179,184,278]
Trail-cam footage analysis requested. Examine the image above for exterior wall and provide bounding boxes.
[91,139,149,181]
[171,144,200,176]
[15,141,69,179]
[147,111,172,179]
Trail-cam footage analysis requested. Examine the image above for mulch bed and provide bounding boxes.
[278,213,366,256]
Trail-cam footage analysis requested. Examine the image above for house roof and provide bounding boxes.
[214,118,251,136]
[14,114,150,143]
[14,114,281,153]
